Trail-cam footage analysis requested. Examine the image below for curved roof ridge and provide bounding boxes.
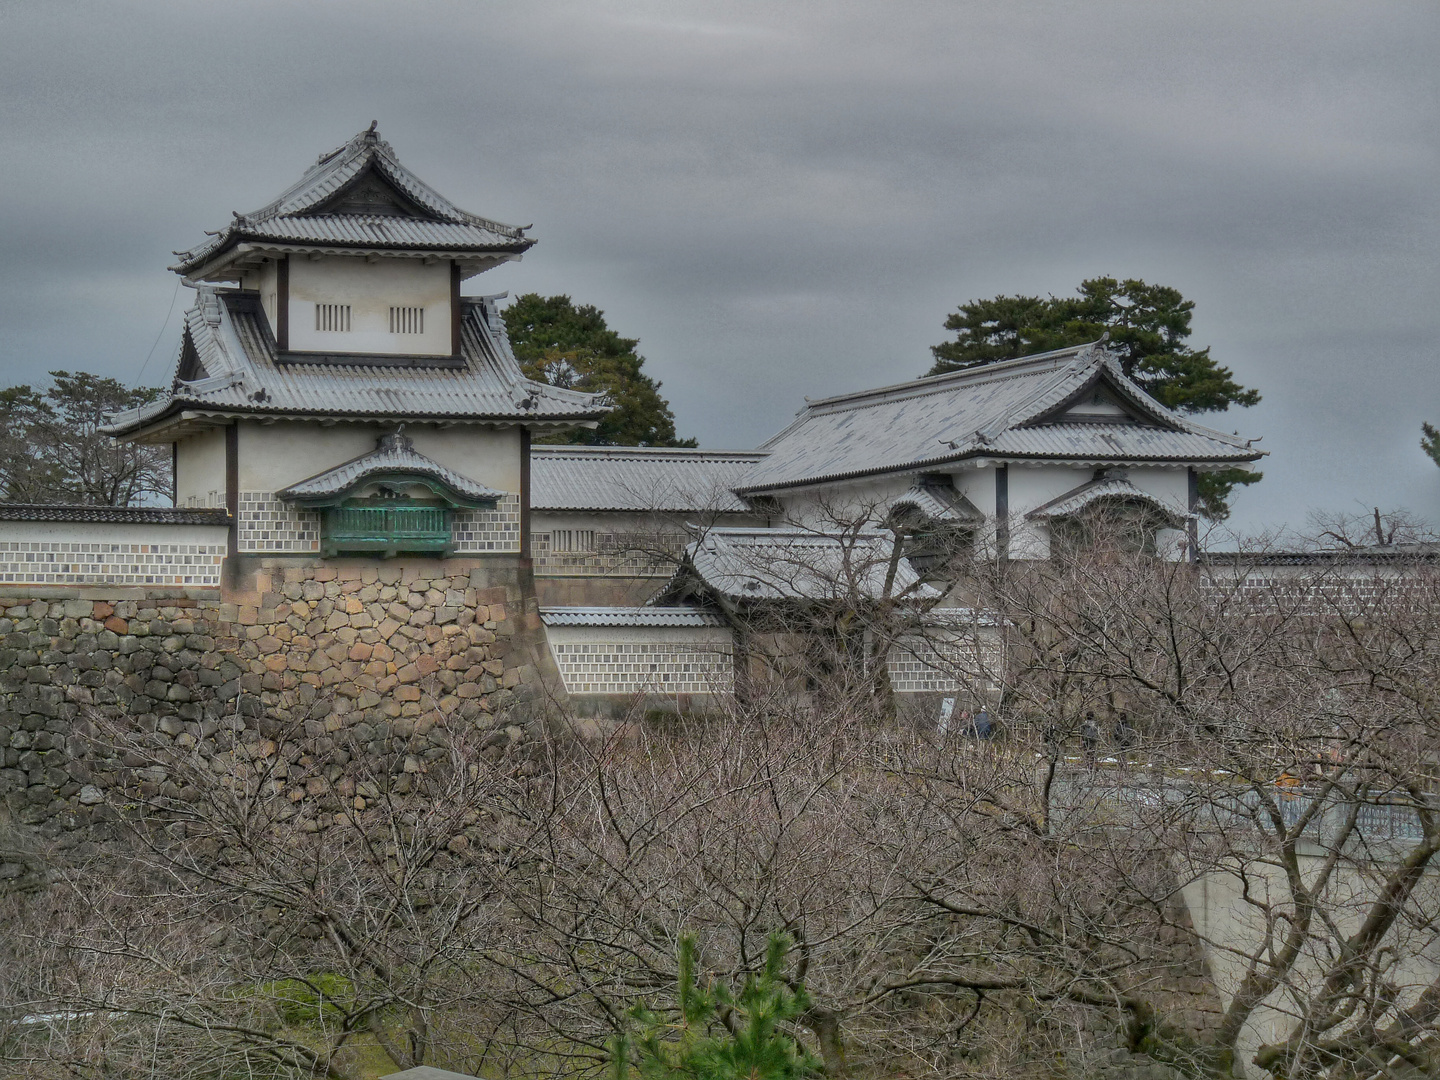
[530,445,766,459]
[973,349,1102,439]
[171,127,531,275]
[1025,472,1186,522]
[803,341,1097,414]
[276,430,505,506]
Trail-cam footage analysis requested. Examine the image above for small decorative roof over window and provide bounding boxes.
[1025,470,1186,527]
[888,477,984,528]
[170,124,535,282]
[276,431,505,509]
[654,527,939,604]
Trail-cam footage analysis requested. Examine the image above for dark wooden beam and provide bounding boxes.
[1187,468,1200,563]
[519,426,532,561]
[994,465,1009,564]
[450,261,462,358]
[225,423,239,562]
[276,256,290,351]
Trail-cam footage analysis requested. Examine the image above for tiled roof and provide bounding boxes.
[541,606,725,628]
[738,343,1262,493]
[102,289,608,436]
[0,505,231,525]
[890,480,984,525]
[1025,473,1186,524]
[1199,546,1440,567]
[663,527,937,603]
[530,446,768,513]
[171,126,531,276]
[276,432,505,506]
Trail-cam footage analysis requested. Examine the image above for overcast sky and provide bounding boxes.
[1,1,1435,533]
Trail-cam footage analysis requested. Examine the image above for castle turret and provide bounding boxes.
[106,126,609,569]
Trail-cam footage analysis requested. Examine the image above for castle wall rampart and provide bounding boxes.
[0,555,563,867]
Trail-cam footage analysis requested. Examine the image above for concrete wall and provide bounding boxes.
[286,256,452,357]
[1183,855,1440,1076]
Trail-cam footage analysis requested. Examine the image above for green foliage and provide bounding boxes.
[254,974,355,1029]
[1422,422,1440,468]
[0,371,169,505]
[612,933,822,1080]
[928,277,1262,519]
[503,293,696,448]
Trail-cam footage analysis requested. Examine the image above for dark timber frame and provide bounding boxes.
[1187,468,1200,562]
[225,422,239,562]
[450,262,462,357]
[275,256,290,351]
[994,465,1009,563]
[520,427,532,560]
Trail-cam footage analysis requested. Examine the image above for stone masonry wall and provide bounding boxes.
[0,557,562,874]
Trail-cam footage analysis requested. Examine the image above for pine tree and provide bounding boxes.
[1421,422,1440,468]
[502,293,696,448]
[612,933,823,1080]
[929,277,1262,519]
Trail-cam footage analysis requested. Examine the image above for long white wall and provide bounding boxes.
[0,520,228,590]
[231,420,522,555]
[545,624,735,697]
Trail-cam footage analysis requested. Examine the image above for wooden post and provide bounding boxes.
[451,262,462,358]
[225,422,239,563]
[276,256,290,351]
[1187,468,1200,563]
[994,465,1009,564]
[519,426,532,560]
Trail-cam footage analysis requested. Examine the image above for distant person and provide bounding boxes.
[973,707,992,740]
[1081,712,1099,767]
[1114,712,1137,761]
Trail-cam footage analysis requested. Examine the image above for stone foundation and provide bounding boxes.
[0,556,564,854]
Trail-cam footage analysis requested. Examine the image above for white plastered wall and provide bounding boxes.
[1002,464,1190,561]
[776,477,914,530]
[174,427,226,508]
[286,256,452,356]
[236,421,521,495]
[241,261,281,332]
[233,420,523,555]
[530,510,766,578]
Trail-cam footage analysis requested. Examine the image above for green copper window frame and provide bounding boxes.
[321,502,454,558]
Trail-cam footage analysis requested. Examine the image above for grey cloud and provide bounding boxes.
[1,0,1436,532]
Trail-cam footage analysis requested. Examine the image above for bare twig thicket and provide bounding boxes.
[5,519,1440,1080]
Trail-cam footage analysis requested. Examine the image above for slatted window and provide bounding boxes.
[315,304,351,332]
[390,306,425,334]
[551,529,597,553]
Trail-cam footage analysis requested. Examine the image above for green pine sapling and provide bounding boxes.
[610,932,823,1080]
